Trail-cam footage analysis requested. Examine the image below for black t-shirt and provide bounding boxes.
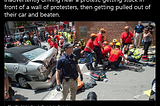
[145,25,154,34]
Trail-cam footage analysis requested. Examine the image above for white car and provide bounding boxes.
[4,45,57,89]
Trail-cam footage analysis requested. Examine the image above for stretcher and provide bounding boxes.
[123,62,144,72]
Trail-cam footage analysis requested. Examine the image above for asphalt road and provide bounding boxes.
[12,61,155,101]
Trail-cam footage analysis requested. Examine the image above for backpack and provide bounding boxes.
[90,71,106,81]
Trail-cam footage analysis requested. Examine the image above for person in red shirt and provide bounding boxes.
[52,38,58,50]
[120,26,134,50]
[103,42,125,70]
[93,28,106,68]
[84,33,97,71]
[50,38,58,54]
[101,41,112,58]
[47,35,53,48]
[54,32,61,46]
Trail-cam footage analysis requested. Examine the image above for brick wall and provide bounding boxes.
[75,21,156,46]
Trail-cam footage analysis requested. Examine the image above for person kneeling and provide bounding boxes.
[127,44,141,63]
[103,42,125,70]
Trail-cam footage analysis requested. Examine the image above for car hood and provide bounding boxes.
[31,47,57,66]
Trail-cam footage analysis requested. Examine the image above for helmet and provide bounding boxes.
[103,41,107,45]
[80,39,84,41]
[109,42,113,46]
[23,35,28,40]
[100,28,106,33]
[60,36,64,39]
[112,39,117,43]
[124,26,129,29]
[115,42,121,47]
[90,33,97,37]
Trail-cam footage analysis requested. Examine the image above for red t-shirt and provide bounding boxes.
[120,31,134,43]
[47,38,52,44]
[84,39,94,52]
[101,45,111,56]
[53,43,58,49]
[94,33,103,47]
[108,48,124,62]
[55,35,61,42]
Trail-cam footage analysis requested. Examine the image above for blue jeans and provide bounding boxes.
[84,51,94,70]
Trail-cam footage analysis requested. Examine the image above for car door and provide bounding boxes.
[4,53,19,81]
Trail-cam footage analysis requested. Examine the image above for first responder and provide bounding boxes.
[112,39,118,49]
[79,39,86,50]
[101,41,112,58]
[127,44,141,62]
[23,36,32,45]
[56,42,83,100]
[120,26,134,50]
[63,31,68,42]
[94,28,106,68]
[84,33,97,71]
[104,42,126,70]
[68,32,73,44]
[47,35,53,48]
[54,32,61,46]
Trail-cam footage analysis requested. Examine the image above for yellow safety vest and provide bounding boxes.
[4,66,8,74]
[25,40,32,45]
[128,48,141,59]
[79,41,85,48]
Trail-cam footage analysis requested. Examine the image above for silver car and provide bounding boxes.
[4,45,57,89]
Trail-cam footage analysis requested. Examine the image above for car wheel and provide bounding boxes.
[17,75,30,88]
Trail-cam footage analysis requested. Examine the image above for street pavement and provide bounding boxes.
[11,42,156,101]
[12,61,155,101]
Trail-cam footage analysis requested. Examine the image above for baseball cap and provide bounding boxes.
[63,42,74,49]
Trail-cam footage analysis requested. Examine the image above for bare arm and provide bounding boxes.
[77,64,82,75]
[86,46,92,51]
[98,41,104,49]
[134,30,136,35]
[120,38,123,44]
[4,77,9,99]
[56,70,60,85]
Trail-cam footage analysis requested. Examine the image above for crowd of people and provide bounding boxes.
[83,21,154,71]
[4,21,155,101]
[54,22,155,101]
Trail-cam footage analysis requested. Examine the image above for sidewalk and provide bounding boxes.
[137,46,156,55]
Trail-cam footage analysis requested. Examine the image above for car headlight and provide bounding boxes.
[37,65,47,73]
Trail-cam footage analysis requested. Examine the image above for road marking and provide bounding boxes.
[43,88,62,100]
[134,93,145,99]
[83,72,90,76]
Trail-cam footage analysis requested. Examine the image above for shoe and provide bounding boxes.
[85,64,90,70]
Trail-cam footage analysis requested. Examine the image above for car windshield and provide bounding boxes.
[22,48,46,60]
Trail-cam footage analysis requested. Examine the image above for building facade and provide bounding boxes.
[75,21,156,46]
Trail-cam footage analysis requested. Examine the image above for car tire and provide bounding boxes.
[17,75,30,88]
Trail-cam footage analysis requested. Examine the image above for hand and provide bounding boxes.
[56,85,62,91]
[4,93,9,99]
[80,74,83,81]
[91,50,94,54]
[141,40,143,43]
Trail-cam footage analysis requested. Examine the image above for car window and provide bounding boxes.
[22,48,46,60]
[4,53,18,63]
